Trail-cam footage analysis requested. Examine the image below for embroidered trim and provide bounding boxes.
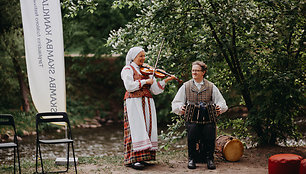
[133,139,151,148]
[138,80,141,89]
[132,139,158,151]
[142,96,147,132]
[157,81,164,90]
[148,99,152,138]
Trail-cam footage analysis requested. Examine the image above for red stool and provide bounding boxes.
[300,159,306,174]
[268,154,303,174]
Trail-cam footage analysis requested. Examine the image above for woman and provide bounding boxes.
[121,47,175,170]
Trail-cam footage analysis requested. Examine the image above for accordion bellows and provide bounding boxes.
[184,102,217,124]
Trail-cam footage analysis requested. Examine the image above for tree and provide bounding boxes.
[246,0,305,145]
[0,0,97,112]
[107,0,305,145]
[0,0,138,116]
[0,0,29,111]
[63,0,138,55]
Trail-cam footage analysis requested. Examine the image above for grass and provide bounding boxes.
[0,158,60,174]
[0,149,188,174]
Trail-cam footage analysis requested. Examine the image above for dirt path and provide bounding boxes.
[74,146,305,174]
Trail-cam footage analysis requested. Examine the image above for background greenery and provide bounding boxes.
[106,0,305,146]
[0,0,305,146]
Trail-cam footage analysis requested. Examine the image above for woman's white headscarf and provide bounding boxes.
[125,47,144,65]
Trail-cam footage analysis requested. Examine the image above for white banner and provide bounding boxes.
[20,0,66,112]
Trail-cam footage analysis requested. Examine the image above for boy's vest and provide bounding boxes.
[184,79,216,124]
[185,79,213,104]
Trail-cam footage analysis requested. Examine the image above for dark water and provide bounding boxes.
[0,124,186,165]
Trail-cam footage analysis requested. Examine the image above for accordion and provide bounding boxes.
[184,102,217,124]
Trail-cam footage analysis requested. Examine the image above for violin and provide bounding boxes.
[140,63,182,83]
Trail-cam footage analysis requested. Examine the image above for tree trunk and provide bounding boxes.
[208,21,253,110]
[196,0,253,110]
[11,56,30,112]
[241,84,253,110]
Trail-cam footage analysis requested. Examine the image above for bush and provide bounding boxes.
[248,71,304,145]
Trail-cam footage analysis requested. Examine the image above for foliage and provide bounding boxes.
[63,0,139,55]
[0,28,29,110]
[248,71,304,145]
[159,113,186,150]
[0,0,29,111]
[0,0,22,34]
[107,0,305,145]
[218,118,252,144]
[0,56,21,110]
[65,55,179,123]
[0,0,137,118]
[245,0,305,145]
[65,55,125,121]
[61,0,98,18]
[0,0,98,113]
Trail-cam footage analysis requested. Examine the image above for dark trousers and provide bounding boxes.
[186,122,216,161]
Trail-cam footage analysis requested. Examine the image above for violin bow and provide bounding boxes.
[152,38,165,78]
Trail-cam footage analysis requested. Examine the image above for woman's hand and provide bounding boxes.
[146,78,154,85]
[164,75,176,83]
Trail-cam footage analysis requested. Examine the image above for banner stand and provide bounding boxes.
[19,0,77,166]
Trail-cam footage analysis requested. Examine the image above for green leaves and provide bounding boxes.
[159,113,186,150]
[107,0,305,146]
[61,0,98,18]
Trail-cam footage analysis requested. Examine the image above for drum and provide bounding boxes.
[215,135,244,162]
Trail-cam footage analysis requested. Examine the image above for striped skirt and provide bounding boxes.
[124,101,156,165]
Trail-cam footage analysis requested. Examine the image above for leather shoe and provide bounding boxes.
[140,161,155,166]
[131,162,145,170]
[207,159,216,170]
[188,159,196,169]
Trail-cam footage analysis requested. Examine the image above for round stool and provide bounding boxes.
[268,154,303,174]
[300,159,306,174]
